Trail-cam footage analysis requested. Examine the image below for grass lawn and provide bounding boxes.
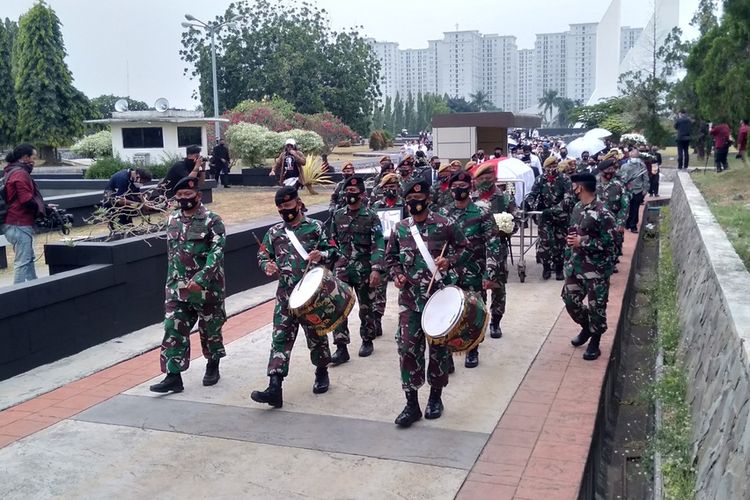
[691,156,750,269]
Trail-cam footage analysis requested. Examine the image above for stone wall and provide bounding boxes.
[670,173,750,500]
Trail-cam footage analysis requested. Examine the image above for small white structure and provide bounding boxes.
[84,110,227,165]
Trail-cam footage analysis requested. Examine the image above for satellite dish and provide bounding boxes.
[154,98,170,112]
[114,99,129,112]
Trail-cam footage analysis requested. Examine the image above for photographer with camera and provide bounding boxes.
[160,145,206,197]
[1,144,45,284]
[271,138,306,188]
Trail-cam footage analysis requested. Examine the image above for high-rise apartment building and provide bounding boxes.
[517,48,536,111]
[435,31,484,101]
[566,23,598,103]
[482,35,518,112]
[620,27,643,62]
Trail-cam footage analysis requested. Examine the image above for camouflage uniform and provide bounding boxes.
[369,193,404,320]
[562,199,617,337]
[596,174,629,257]
[160,205,227,374]
[330,204,386,344]
[385,212,471,391]
[257,217,334,377]
[429,182,454,211]
[528,172,574,269]
[327,178,350,233]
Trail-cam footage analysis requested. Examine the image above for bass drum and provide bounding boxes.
[289,267,355,336]
[421,285,488,353]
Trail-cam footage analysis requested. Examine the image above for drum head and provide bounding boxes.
[289,267,325,309]
[422,286,464,338]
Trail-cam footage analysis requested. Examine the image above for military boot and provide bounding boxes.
[250,374,283,408]
[202,359,220,386]
[330,344,350,366]
[448,355,455,374]
[395,390,421,427]
[542,263,552,280]
[490,322,503,339]
[464,348,479,368]
[583,334,602,361]
[555,264,565,281]
[312,366,330,394]
[571,320,592,347]
[375,321,383,337]
[424,386,444,419]
[358,340,374,357]
[149,373,184,393]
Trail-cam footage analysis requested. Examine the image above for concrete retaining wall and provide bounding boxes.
[670,173,750,500]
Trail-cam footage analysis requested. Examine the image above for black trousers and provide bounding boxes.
[676,140,690,169]
[648,174,659,196]
[715,146,730,171]
[627,192,644,230]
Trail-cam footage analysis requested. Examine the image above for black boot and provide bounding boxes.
[149,373,184,393]
[202,359,221,386]
[250,374,283,408]
[490,322,503,339]
[583,334,601,361]
[555,264,564,281]
[312,366,330,394]
[464,348,479,368]
[448,355,455,374]
[358,340,374,357]
[424,386,444,419]
[571,321,592,347]
[375,321,383,337]
[395,390,421,427]
[330,344,350,366]
[542,263,552,280]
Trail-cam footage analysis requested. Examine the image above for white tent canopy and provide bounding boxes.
[495,158,535,206]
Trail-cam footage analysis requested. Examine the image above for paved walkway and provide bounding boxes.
[0,210,654,498]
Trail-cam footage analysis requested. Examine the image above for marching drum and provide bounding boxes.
[288,267,355,336]
[421,286,489,353]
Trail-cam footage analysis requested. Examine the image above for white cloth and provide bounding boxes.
[409,222,441,281]
[284,228,309,260]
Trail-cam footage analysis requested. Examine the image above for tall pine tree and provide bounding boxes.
[371,104,384,133]
[383,96,393,135]
[404,92,416,134]
[14,2,88,162]
[393,92,404,134]
[0,20,17,147]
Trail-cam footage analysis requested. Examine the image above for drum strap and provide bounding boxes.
[285,228,309,260]
[409,222,442,281]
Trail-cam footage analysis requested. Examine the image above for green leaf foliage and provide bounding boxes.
[0,19,17,146]
[89,94,150,119]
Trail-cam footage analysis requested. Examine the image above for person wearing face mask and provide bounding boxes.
[385,178,472,428]
[328,162,355,220]
[1,143,45,283]
[103,167,154,229]
[398,157,415,191]
[428,162,454,211]
[618,149,648,233]
[366,157,395,205]
[149,176,227,393]
[563,173,617,361]
[251,186,334,408]
[160,145,206,198]
[329,177,386,361]
[439,171,505,368]
[527,155,574,281]
[595,160,629,272]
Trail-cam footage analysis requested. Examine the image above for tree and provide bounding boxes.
[393,93,404,133]
[404,92,416,133]
[446,96,479,113]
[180,0,380,135]
[469,90,492,111]
[89,94,150,119]
[14,2,90,162]
[382,96,393,135]
[553,97,581,127]
[416,92,426,132]
[0,20,17,146]
[538,89,559,126]
[371,104,384,134]
[421,93,450,130]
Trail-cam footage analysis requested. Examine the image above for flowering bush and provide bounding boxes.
[621,133,648,147]
[71,130,112,158]
[225,123,283,166]
[285,129,324,155]
[291,112,359,154]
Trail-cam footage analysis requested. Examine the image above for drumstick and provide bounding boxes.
[427,242,448,295]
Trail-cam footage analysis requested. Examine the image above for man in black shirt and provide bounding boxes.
[210,139,231,188]
[674,110,692,170]
[271,138,306,187]
[104,167,153,228]
[161,145,205,197]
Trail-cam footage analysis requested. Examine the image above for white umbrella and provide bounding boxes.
[507,137,518,146]
[496,158,535,207]
[566,137,606,160]
[584,127,612,140]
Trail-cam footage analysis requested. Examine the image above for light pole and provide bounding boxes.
[182,14,238,141]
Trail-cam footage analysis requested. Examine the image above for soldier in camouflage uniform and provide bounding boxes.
[596,159,629,272]
[527,155,574,280]
[471,163,514,338]
[563,173,617,361]
[367,157,395,205]
[150,176,227,393]
[440,171,505,368]
[329,176,386,361]
[398,156,416,192]
[428,162,454,211]
[251,186,334,408]
[327,162,355,232]
[386,178,471,428]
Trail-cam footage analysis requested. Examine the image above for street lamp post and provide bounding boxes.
[182,14,238,142]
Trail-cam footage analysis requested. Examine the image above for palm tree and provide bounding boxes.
[553,98,582,127]
[469,91,493,111]
[538,89,560,126]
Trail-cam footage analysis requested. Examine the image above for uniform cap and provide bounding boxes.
[596,159,617,172]
[543,156,559,169]
[342,161,354,170]
[173,176,200,193]
[379,173,400,187]
[437,163,451,174]
[346,176,365,192]
[570,172,597,184]
[473,163,495,179]
[275,186,298,205]
[449,171,473,186]
[379,155,391,164]
[403,178,430,197]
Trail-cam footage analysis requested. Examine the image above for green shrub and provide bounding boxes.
[71,130,113,158]
[369,129,389,150]
[85,155,130,179]
[285,129,324,155]
[225,122,282,166]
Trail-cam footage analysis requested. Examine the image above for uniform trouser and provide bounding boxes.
[160,300,226,374]
[627,193,644,230]
[373,277,388,318]
[537,221,568,268]
[267,295,331,377]
[397,307,450,391]
[333,280,380,344]
[615,230,624,257]
[561,276,609,336]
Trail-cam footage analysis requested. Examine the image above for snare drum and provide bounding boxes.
[288,267,355,336]
[421,286,489,353]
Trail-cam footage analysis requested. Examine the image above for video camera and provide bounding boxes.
[35,205,74,235]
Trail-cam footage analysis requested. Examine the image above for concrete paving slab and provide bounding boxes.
[0,420,465,500]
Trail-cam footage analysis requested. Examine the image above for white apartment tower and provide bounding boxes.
[566,23,598,103]
[517,48,536,111]
[398,45,438,98]
[435,31,484,101]
[482,35,518,111]
[369,40,400,103]
[535,32,568,102]
[620,27,643,61]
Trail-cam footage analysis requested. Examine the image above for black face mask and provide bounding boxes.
[346,193,360,205]
[451,186,470,201]
[178,197,198,210]
[343,173,354,179]
[279,207,299,222]
[385,189,397,199]
[407,198,428,216]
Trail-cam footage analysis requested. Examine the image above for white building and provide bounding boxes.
[620,26,643,62]
[517,49,536,112]
[565,23,598,103]
[535,32,568,102]
[435,31,484,100]
[482,35,518,111]
[369,40,401,103]
[398,46,438,98]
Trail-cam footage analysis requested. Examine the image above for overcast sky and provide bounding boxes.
[3,0,701,109]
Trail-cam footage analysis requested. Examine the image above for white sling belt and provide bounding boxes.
[285,228,309,260]
[409,222,441,281]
